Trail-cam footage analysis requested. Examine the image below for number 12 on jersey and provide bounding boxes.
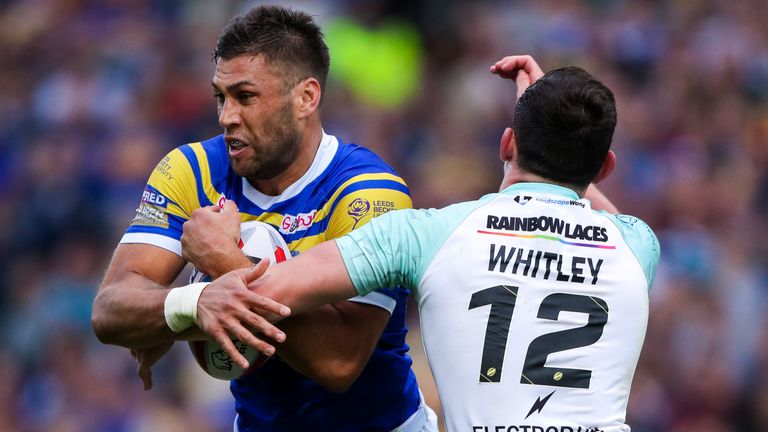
[469,285,609,389]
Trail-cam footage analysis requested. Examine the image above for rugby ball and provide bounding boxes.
[188,220,290,380]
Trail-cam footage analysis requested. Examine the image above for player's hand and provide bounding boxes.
[195,263,291,369]
[182,200,243,277]
[490,55,545,99]
[131,341,174,390]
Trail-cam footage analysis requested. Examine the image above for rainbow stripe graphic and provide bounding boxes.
[477,229,616,250]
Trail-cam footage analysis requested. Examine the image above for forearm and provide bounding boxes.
[92,273,177,349]
[255,241,357,316]
[198,249,253,279]
[92,244,191,349]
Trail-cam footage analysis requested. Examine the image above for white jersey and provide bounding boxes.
[336,183,660,432]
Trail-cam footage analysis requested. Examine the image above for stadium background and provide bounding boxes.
[1,0,767,430]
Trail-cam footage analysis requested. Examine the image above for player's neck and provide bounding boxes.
[500,170,586,197]
[250,123,323,196]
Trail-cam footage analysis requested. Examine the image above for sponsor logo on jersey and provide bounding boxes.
[348,198,371,218]
[154,155,174,181]
[348,197,371,230]
[280,210,317,234]
[514,195,532,205]
[132,203,168,228]
[525,390,556,419]
[142,189,167,207]
[133,188,170,227]
[486,215,609,243]
[535,196,586,208]
[372,199,395,216]
[472,425,604,432]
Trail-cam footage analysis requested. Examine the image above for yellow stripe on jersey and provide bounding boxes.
[188,142,223,207]
[146,147,199,219]
[240,212,287,227]
[312,172,409,224]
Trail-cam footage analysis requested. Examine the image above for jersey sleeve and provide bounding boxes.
[324,174,412,312]
[120,146,201,256]
[605,213,661,290]
[337,199,488,297]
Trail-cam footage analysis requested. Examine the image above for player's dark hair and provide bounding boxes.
[213,5,330,93]
[513,66,616,188]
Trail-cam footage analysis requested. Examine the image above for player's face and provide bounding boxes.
[213,54,301,181]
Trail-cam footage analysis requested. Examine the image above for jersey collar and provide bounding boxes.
[499,182,581,200]
[241,131,338,207]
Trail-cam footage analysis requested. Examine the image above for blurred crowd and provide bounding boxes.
[1,0,767,430]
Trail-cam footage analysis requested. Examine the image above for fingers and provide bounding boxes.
[238,263,291,318]
[240,259,270,283]
[195,268,290,363]
[138,360,153,390]
[515,71,532,99]
[490,55,545,83]
[209,328,253,369]
[207,312,281,368]
[220,199,238,213]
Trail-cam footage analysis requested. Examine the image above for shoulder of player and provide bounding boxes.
[597,211,660,254]
[319,140,410,202]
[330,140,404,181]
[164,135,230,185]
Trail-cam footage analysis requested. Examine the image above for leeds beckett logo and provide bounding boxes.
[348,198,371,229]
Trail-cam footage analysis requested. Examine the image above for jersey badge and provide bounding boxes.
[348,197,371,229]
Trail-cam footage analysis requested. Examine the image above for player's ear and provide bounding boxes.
[295,77,321,119]
[499,127,516,162]
[593,150,616,183]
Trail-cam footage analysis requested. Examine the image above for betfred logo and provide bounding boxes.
[280,210,317,234]
[142,189,167,207]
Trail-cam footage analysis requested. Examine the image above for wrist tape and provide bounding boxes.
[164,282,210,333]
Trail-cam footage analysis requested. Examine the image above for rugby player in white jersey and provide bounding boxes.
[190,56,660,432]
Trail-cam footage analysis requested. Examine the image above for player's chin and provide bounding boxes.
[229,160,260,179]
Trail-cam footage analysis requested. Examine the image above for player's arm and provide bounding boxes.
[181,187,408,392]
[492,54,620,214]
[92,146,287,368]
[92,243,187,349]
[92,243,287,353]
[250,241,358,315]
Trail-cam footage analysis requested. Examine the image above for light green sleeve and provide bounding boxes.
[603,213,661,290]
[335,198,494,296]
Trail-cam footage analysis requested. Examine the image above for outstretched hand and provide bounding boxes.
[195,261,291,369]
[490,55,545,99]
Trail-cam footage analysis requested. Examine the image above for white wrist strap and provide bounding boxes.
[164,282,209,333]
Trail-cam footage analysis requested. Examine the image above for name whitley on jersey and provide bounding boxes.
[488,243,604,285]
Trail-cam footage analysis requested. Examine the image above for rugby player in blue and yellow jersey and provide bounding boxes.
[92,5,437,432]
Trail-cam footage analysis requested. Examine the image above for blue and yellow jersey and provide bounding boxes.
[122,132,422,431]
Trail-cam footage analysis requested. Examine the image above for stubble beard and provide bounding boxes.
[231,102,301,182]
